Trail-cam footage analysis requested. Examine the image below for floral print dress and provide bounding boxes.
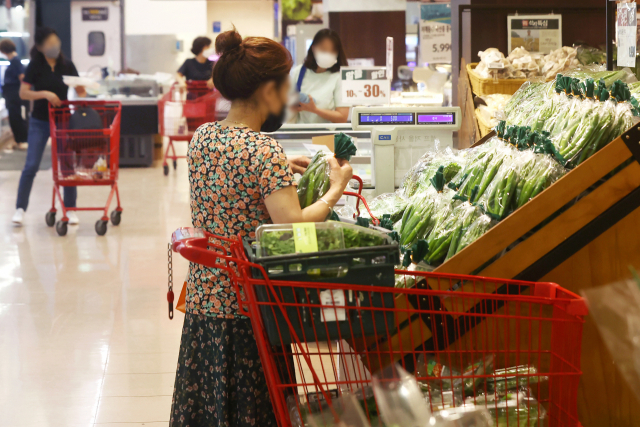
[170,123,295,427]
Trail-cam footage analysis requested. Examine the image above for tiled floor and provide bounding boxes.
[0,160,193,426]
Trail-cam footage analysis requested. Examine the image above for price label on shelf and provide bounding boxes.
[419,2,452,64]
[340,66,391,105]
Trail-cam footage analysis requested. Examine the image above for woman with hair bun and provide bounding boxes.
[177,36,214,89]
[169,29,353,427]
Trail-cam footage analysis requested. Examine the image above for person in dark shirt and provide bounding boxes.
[12,27,86,226]
[177,36,214,88]
[1,39,27,149]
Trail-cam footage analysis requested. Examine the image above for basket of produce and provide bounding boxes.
[467,63,528,97]
[468,46,581,96]
[244,221,399,345]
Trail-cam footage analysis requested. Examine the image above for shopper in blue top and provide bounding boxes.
[1,39,28,149]
[12,27,85,226]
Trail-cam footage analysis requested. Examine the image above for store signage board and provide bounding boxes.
[82,7,108,21]
[617,2,637,67]
[419,2,451,64]
[340,67,391,105]
[507,14,562,54]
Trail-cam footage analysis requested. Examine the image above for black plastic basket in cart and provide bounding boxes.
[243,240,400,345]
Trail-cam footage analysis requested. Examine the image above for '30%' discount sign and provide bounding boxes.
[340,67,391,105]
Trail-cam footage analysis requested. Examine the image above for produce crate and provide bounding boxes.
[467,62,528,96]
[474,108,493,138]
[244,240,400,345]
[385,123,640,427]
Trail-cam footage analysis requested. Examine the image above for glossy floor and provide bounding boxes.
[0,162,193,426]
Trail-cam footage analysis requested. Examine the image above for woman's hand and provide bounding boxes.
[45,91,62,107]
[288,155,310,174]
[298,95,317,113]
[327,157,353,191]
[207,78,214,89]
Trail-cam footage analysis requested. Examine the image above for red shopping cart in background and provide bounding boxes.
[171,227,588,427]
[46,100,122,236]
[158,81,219,176]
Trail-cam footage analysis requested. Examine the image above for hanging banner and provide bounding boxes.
[618,2,638,68]
[507,14,562,54]
[419,2,451,64]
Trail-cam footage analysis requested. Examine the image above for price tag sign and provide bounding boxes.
[419,2,451,64]
[340,67,391,105]
[617,2,637,68]
[293,223,318,253]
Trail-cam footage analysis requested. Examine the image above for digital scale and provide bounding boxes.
[351,106,461,195]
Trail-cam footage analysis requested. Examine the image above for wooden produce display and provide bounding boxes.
[384,124,640,427]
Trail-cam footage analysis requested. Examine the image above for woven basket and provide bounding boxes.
[475,109,493,138]
[467,63,528,96]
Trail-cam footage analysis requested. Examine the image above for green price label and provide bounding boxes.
[293,223,318,253]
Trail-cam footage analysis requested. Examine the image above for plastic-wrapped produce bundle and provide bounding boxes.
[477,146,522,220]
[467,392,546,427]
[398,187,451,247]
[415,354,463,411]
[425,199,481,265]
[487,365,548,395]
[399,148,465,199]
[361,191,408,224]
[449,214,493,259]
[297,133,357,208]
[514,151,565,209]
[447,142,500,201]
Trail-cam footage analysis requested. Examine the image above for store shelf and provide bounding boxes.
[376,124,640,427]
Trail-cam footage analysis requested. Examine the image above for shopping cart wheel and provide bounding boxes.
[163,164,169,176]
[110,210,122,226]
[55,220,68,236]
[173,160,177,170]
[95,219,108,236]
[45,211,56,227]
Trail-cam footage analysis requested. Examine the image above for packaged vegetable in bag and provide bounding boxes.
[415,354,464,410]
[451,214,493,257]
[362,191,409,224]
[297,133,357,208]
[372,364,431,427]
[477,146,522,220]
[467,392,546,427]
[398,188,451,247]
[487,365,547,395]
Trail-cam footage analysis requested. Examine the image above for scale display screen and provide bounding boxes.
[358,113,415,125]
[417,113,456,125]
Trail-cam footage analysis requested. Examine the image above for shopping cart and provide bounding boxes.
[47,100,122,236]
[158,81,219,175]
[171,228,587,427]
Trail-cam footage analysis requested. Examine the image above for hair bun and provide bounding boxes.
[215,29,242,55]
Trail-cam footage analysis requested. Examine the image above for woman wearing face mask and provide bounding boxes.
[177,36,215,89]
[169,29,352,427]
[12,27,86,226]
[289,28,349,124]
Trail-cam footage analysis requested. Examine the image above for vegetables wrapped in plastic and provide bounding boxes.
[297,133,357,208]
[398,188,451,247]
[514,152,565,209]
[399,148,465,199]
[415,354,464,410]
[477,146,522,220]
[425,199,480,265]
[467,393,546,427]
[451,214,493,257]
[487,365,548,395]
[361,191,408,224]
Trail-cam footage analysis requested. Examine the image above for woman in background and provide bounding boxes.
[289,28,349,123]
[12,27,85,226]
[177,36,215,89]
[1,39,28,150]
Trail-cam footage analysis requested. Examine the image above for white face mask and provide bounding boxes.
[202,47,215,58]
[314,50,338,69]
